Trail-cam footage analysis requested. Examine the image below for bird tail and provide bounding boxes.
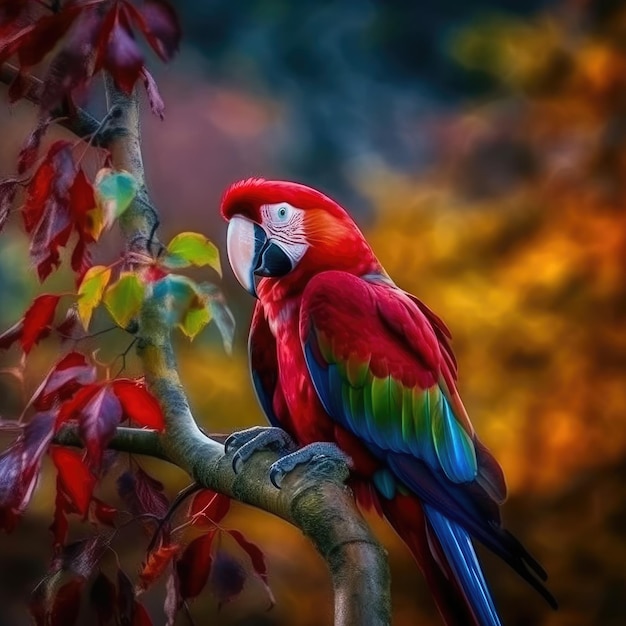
[381,493,501,626]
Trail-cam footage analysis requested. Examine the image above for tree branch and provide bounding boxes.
[0,63,118,145]
[53,424,169,462]
[38,74,390,625]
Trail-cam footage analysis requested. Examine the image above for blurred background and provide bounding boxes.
[1,0,625,624]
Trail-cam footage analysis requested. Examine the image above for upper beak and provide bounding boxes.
[226,216,293,298]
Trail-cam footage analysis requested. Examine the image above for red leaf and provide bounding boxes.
[138,542,180,591]
[31,207,72,281]
[133,601,153,626]
[141,264,168,283]
[0,178,19,232]
[0,412,54,531]
[49,479,72,548]
[33,351,97,411]
[23,157,54,233]
[18,117,51,174]
[176,530,215,600]
[78,385,123,470]
[57,383,102,429]
[49,578,84,626]
[57,536,107,579]
[208,549,246,608]
[90,571,116,626]
[89,497,118,528]
[125,0,180,62]
[141,68,165,119]
[0,318,23,351]
[117,467,169,520]
[55,307,83,342]
[70,238,93,284]
[16,9,81,68]
[69,168,96,240]
[228,529,273,603]
[40,7,102,112]
[189,490,230,527]
[22,141,78,281]
[0,2,33,40]
[23,141,75,229]
[105,8,144,94]
[50,446,97,517]
[112,379,165,430]
[20,294,61,353]
[0,22,37,65]
[7,67,28,103]
[118,568,152,625]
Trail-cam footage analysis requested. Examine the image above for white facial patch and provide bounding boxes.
[260,202,308,266]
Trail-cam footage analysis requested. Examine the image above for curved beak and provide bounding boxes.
[226,216,293,298]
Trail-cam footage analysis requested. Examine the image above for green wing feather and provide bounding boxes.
[305,326,477,483]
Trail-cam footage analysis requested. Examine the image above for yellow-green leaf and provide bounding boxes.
[104,272,145,329]
[86,205,107,241]
[178,305,211,339]
[164,232,221,275]
[77,265,112,330]
[94,168,139,230]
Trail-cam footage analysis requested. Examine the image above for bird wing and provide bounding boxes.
[299,270,484,487]
[299,270,555,605]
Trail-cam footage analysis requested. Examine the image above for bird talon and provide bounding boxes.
[232,452,244,474]
[269,466,285,489]
[267,442,350,489]
[225,427,295,473]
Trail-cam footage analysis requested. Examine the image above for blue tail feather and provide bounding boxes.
[425,505,502,626]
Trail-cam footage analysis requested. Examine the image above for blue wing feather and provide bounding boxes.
[425,505,502,626]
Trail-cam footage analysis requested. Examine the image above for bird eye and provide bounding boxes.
[277,206,288,220]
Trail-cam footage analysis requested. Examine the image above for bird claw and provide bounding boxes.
[269,442,351,489]
[225,427,296,474]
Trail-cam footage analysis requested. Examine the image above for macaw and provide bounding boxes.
[221,178,556,626]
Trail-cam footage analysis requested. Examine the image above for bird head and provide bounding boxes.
[221,178,377,297]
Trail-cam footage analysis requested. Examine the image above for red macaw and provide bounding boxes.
[221,178,556,626]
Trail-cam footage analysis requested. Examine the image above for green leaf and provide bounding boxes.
[152,274,204,327]
[153,274,200,308]
[77,265,112,330]
[163,232,221,275]
[179,305,211,339]
[199,284,236,355]
[94,168,139,227]
[103,272,145,329]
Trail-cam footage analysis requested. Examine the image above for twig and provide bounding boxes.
[0,63,119,146]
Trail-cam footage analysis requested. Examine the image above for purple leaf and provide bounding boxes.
[0,413,55,531]
[78,385,123,471]
[141,68,165,119]
[209,549,246,609]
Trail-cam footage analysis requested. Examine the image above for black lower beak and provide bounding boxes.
[252,224,293,278]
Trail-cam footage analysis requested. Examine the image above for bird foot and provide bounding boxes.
[225,426,296,474]
[269,442,352,488]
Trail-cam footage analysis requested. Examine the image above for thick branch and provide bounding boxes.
[100,77,391,626]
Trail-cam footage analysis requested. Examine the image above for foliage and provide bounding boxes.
[0,2,262,625]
